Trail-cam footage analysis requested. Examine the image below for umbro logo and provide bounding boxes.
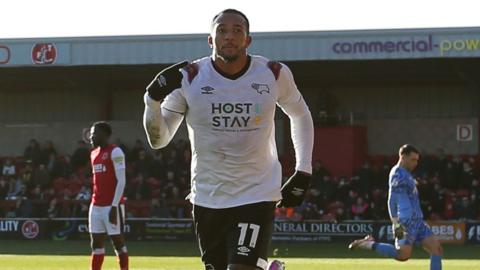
[201,86,215,94]
[237,246,250,256]
[157,75,167,87]
[291,187,304,196]
[251,83,270,94]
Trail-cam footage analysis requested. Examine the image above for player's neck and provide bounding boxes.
[211,54,250,77]
[98,142,109,149]
[398,161,410,172]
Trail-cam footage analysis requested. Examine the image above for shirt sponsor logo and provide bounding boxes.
[251,83,270,94]
[113,156,124,165]
[211,103,254,129]
[93,164,106,173]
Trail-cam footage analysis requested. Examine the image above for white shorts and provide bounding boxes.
[89,204,125,235]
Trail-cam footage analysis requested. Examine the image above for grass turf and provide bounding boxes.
[0,240,477,269]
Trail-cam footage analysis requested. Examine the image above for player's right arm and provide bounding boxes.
[143,61,188,149]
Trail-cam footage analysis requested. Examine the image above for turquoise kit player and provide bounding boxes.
[349,144,443,270]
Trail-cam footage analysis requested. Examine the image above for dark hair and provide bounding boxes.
[212,9,250,35]
[399,144,420,156]
[92,121,112,137]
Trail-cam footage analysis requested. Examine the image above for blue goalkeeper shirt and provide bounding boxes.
[388,164,423,221]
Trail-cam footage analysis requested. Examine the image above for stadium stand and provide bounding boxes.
[0,139,479,222]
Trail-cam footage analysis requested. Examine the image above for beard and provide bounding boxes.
[216,46,246,63]
[217,51,239,62]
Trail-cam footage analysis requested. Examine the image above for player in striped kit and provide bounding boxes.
[143,9,313,270]
[349,144,443,270]
[89,121,129,270]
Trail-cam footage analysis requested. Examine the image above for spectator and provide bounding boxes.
[115,138,131,162]
[351,197,369,220]
[130,139,146,164]
[20,161,34,190]
[39,140,57,166]
[454,196,476,220]
[47,198,60,218]
[0,177,9,199]
[15,197,33,217]
[357,161,374,193]
[6,176,25,200]
[24,139,42,165]
[2,158,16,177]
[32,164,51,189]
[72,185,91,217]
[70,140,90,172]
[133,175,150,200]
[134,150,153,178]
[149,198,171,218]
[460,161,475,189]
[50,155,72,179]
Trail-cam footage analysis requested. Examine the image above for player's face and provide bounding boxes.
[403,152,420,172]
[89,126,106,148]
[209,13,251,62]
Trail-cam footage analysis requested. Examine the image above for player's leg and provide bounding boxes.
[349,235,397,258]
[419,221,442,270]
[226,202,275,270]
[108,204,128,270]
[348,234,413,261]
[90,233,107,270]
[193,204,229,270]
[393,218,428,262]
[393,244,413,261]
[89,204,108,270]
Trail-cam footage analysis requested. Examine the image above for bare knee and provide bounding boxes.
[227,264,259,270]
[431,245,443,256]
[111,235,126,250]
[395,255,410,262]
[395,249,412,262]
[90,234,106,250]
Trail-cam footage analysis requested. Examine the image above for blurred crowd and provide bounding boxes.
[1,139,479,222]
[288,154,480,222]
[0,138,191,219]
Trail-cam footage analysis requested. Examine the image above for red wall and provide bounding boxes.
[313,126,367,177]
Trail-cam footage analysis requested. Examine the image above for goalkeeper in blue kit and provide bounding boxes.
[349,144,443,270]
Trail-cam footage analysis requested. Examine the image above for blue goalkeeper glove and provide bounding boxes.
[146,61,188,101]
[277,171,311,208]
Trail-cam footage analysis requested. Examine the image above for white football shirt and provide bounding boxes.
[162,55,307,208]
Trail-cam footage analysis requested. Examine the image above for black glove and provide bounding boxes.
[146,61,188,101]
[393,222,406,239]
[277,171,311,208]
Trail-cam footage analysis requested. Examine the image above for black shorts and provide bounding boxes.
[193,201,275,270]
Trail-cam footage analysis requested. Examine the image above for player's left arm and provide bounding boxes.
[109,147,126,224]
[389,172,409,238]
[276,63,314,207]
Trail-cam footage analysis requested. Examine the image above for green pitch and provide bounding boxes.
[0,240,477,270]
